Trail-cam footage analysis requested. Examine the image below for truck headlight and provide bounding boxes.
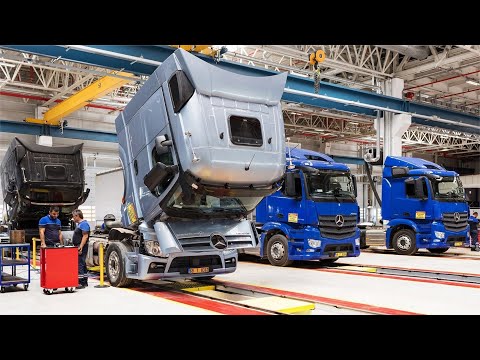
[308,239,321,248]
[355,238,360,246]
[144,240,163,256]
[434,231,445,239]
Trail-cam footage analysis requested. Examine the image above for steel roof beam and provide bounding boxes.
[0,119,117,142]
[1,45,478,134]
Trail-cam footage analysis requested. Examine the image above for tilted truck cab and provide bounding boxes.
[102,48,288,286]
[1,137,89,241]
[255,147,361,266]
[382,156,469,255]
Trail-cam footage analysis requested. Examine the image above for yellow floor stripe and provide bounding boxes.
[338,265,377,273]
[279,303,315,314]
[182,285,216,292]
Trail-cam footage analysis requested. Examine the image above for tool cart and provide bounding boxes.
[0,243,30,293]
[40,246,78,294]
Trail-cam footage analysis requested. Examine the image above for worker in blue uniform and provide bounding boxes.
[38,206,63,247]
[71,209,90,289]
[469,212,479,251]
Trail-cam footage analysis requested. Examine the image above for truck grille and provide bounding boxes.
[169,255,222,274]
[443,212,468,232]
[176,234,254,251]
[318,215,357,240]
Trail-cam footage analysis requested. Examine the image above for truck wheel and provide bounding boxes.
[105,242,133,287]
[427,248,449,254]
[266,234,293,267]
[392,229,417,255]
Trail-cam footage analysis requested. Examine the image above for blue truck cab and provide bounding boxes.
[382,156,469,255]
[255,148,361,266]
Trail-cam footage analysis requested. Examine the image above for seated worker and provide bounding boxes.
[38,206,63,247]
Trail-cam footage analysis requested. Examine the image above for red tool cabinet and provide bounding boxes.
[40,246,78,294]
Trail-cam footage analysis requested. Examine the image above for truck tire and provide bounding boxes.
[105,242,133,287]
[266,234,293,267]
[427,248,449,254]
[392,229,417,255]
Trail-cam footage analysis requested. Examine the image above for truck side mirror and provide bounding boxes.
[414,177,428,200]
[144,162,179,192]
[352,175,358,198]
[392,166,409,178]
[155,135,173,156]
[285,172,298,198]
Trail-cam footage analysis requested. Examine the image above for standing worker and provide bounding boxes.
[39,206,63,248]
[71,209,90,289]
[469,212,479,251]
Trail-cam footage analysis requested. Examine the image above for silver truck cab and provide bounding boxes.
[105,48,287,286]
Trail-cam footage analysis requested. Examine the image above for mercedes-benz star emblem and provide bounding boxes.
[454,212,460,222]
[210,233,228,250]
[335,215,344,227]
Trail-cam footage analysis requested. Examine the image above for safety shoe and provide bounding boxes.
[76,284,86,290]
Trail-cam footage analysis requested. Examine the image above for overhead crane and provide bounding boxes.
[25,71,134,127]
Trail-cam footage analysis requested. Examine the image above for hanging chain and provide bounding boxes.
[309,49,326,94]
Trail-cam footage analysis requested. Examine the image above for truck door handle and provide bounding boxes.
[276,213,284,219]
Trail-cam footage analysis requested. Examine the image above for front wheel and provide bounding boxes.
[427,248,449,254]
[392,229,417,255]
[266,234,293,267]
[105,242,133,288]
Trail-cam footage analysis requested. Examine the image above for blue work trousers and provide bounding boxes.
[78,246,88,286]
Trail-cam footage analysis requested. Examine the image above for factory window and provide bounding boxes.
[229,115,263,147]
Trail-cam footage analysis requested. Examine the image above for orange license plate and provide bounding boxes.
[454,241,463,247]
[188,267,209,274]
[334,252,347,257]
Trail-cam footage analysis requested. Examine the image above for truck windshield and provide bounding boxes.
[165,186,263,217]
[431,176,465,201]
[304,170,356,202]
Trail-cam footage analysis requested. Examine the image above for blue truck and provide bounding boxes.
[370,156,470,255]
[254,147,361,266]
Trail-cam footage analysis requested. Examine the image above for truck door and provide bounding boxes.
[271,171,306,225]
[395,177,432,221]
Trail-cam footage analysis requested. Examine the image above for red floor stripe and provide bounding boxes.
[316,268,480,289]
[215,280,418,315]
[340,262,480,277]
[365,249,480,261]
[132,287,270,315]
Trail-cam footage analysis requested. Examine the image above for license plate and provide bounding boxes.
[188,267,209,274]
[334,252,347,257]
[454,241,463,247]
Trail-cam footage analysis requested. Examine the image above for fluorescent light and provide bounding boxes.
[466,80,480,86]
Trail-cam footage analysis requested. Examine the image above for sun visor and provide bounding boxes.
[174,49,287,106]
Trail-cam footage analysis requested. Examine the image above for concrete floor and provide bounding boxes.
[0,268,216,315]
[2,249,479,315]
